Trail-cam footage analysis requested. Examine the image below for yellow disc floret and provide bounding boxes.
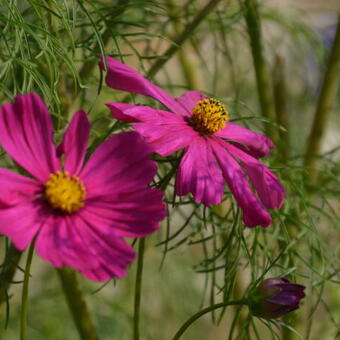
[44,171,86,214]
[190,98,229,135]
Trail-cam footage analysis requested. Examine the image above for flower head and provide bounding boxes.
[0,93,166,281]
[190,98,229,135]
[100,56,285,227]
[249,278,306,319]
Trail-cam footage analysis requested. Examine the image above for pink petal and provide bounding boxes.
[100,56,187,115]
[106,103,140,122]
[0,93,59,182]
[77,216,135,280]
[176,138,224,205]
[0,168,41,205]
[107,103,187,125]
[134,122,197,156]
[225,143,285,209]
[36,215,85,269]
[57,110,90,175]
[175,91,205,115]
[211,138,272,227]
[0,199,46,250]
[215,122,275,158]
[81,187,166,238]
[109,105,198,156]
[79,131,157,198]
[35,214,135,281]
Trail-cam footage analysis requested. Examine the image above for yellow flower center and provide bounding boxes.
[44,171,86,214]
[190,98,229,135]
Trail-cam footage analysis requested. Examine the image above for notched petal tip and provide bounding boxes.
[0,93,59,182]
[216,122,275,159]
[243,211,272,228]
[57,110,90,175]
[211,139,272,228]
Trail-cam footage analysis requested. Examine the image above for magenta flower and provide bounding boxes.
[100,57,285,227]
[249,277,306,319]
[0,93,166,281]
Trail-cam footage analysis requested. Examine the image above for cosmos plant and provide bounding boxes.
[0,1,339,340]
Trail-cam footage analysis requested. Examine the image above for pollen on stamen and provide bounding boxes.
[190,98,229,135]
[44,171,86,214]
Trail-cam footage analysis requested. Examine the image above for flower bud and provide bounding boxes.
[249,277,305,319]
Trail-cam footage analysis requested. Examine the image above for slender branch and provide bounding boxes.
[78,0,130,81]
[165,0,199,89]
[0,243,22,310]
[243,0,277,141]
[147,0,225,79]
[273,54,289,162]
[132,159,181,340]
[304,16,340,180]
[133,238,146,340]
[20,243,35,340]
[172,300,247,340]
[57,267,99,340]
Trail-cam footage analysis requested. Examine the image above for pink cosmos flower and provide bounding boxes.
[0,93,166,281]
[100,56,285,228]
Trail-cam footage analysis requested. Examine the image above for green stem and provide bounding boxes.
[165,0,199,89]
[132,158,181,340]
[232,271,249,338]
[282,314,299,340]
[133,238,146,340]
[243,0,277,142]
[273,54,289,162]
[0,243,22,309]
[57,267,99,340]
[147,0,225,79]
[78,0,130,81]
[172,300,247,340]
[304,16,340,180]
[20,242,35,340]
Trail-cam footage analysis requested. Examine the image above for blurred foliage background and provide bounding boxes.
[0,0,339,339]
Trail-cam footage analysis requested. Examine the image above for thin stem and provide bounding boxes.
[243,0,277,142]
[304,16,340,179]
[57,267,99,340]
[0,243,22,309]
[132,151,181,339]
[172,300,247,340]
[78,0,130,81]
[147,0,225,79]
[132,157,180,339]
[273,54,289,162]
[133,237,146,340]
[20,242,35,340]
[232,271,249,338]
[165,0,199,89]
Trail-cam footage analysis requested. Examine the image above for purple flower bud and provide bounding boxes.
[249,278,306,319]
